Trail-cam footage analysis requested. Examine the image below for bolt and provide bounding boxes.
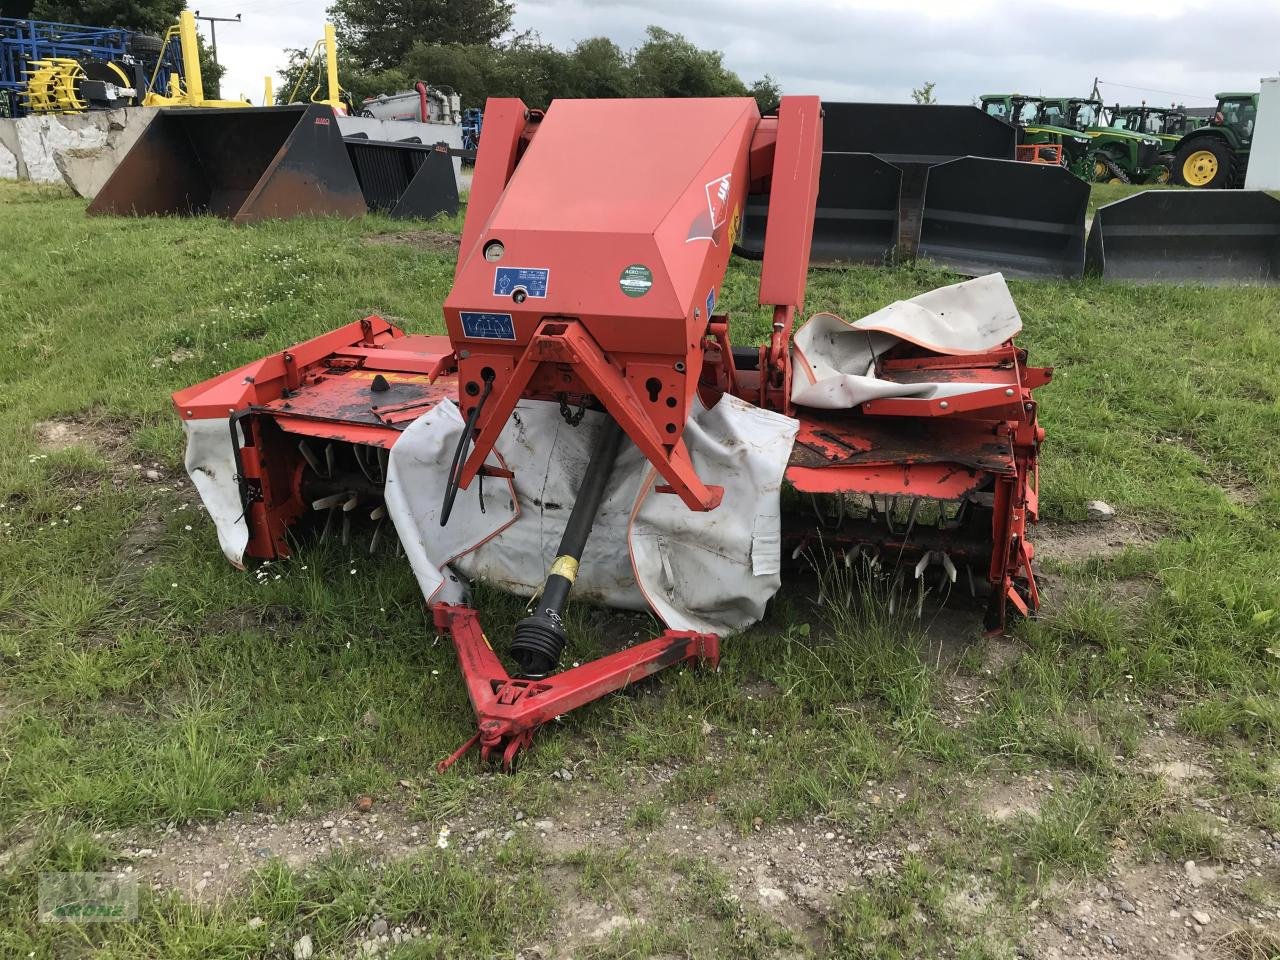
[939,400,949,409]
[1005,388,1015,397]
[674,362,686,372]
[185,410,193,416]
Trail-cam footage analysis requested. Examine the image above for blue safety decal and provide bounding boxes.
[706,287,717,318]
[493,266,550,298]
[460,311,516,340]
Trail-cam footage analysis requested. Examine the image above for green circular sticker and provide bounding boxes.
[619,263,653,297]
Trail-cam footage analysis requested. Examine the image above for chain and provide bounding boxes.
[558,393,587,427]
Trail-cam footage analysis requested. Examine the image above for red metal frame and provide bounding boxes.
[433,604,719,770]
[172,95,1051,771]
[1017,143,1065,165]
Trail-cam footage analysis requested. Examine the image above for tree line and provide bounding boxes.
[295,0,782,112]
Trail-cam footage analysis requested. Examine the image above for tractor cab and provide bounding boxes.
[1215,93,1258,145]
[1109,105,1203,150]
[980,93,1041,127]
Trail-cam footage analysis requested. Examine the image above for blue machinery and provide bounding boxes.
[0,16,181,117]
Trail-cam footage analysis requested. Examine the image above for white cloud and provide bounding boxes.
[197,0,1277,109]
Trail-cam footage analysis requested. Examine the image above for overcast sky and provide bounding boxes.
[197,0,1279,109]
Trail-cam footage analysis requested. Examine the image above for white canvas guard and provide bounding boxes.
[383,394,798,635]
[791,273,1023,409]
[183,417,249,568]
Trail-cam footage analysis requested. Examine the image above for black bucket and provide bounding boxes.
[738,153,901,264]
[920,157,1090,280]
[821,102,1016,162]
[343,136,460,220]
[1086,190,1280,284]
[88,104,366,223]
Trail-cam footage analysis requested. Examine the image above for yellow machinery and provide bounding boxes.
[21,57,134,114]
[141,10,248,108]
[285,24,347,114]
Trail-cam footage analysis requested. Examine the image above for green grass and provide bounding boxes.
[1,179,1278,956]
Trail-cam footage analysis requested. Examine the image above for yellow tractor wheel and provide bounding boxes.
[1181,150,1218,186]
[1171,137,1234,189]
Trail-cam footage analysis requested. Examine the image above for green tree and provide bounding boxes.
[629,26,746,99]
[749,74,782,114]
[31,0,181,31]
[327,23,775,114]
[911,81,938,105]
[330,0,515,70]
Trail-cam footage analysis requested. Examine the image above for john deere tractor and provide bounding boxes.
[1168,92,1257,188]
[980,93,1095,178]
[1109,104,1204,150]
[1041,96,1166,184]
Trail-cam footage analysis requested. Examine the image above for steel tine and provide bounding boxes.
[354,445,377,484]
[298,439,323,476]
[324,442,335,478]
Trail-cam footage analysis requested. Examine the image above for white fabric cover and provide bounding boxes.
[791,273,1022,409]
[183,417,249,568]
[383,395,798,635]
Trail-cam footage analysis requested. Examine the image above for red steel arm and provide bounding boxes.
[456,98,529,280]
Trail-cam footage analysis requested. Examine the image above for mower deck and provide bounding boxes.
[173,95,1045,771]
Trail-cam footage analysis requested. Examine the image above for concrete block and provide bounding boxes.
[15,114,109,182]
[54,107,154,198]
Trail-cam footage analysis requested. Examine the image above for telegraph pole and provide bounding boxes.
[192,10,241,67]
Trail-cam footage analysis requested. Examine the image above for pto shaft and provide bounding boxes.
[509,416,625,678]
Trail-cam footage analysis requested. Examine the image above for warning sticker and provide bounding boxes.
[619,264,653,297]
[460,311,516,340]
[493,266,549,298]
[706,287,716,317]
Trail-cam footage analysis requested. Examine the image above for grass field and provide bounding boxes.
[1,180,1278,959]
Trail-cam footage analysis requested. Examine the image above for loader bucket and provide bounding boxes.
[820,102,1017,163]
[88,104,366,224]
[1085,190,1280,284]
[918,157,1089,279]
[738,153,900,264]
[343,136,460,220]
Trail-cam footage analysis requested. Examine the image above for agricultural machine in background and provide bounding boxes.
[1108,103,1204,148]
[171,96,1051,768]
[461,107,482,153]
[0,14,180,116]
[1039,96,1166,183]
[1168,92,1258,188]
[360,81,462,124]
[980,94,1095,177]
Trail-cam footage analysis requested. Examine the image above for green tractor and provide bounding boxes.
[1040,96,1166,184]
[980,93,1095,178]
[1108,104,1205,151]
[1167,92,1257,188]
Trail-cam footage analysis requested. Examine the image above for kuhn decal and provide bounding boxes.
[686,172,732,245]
